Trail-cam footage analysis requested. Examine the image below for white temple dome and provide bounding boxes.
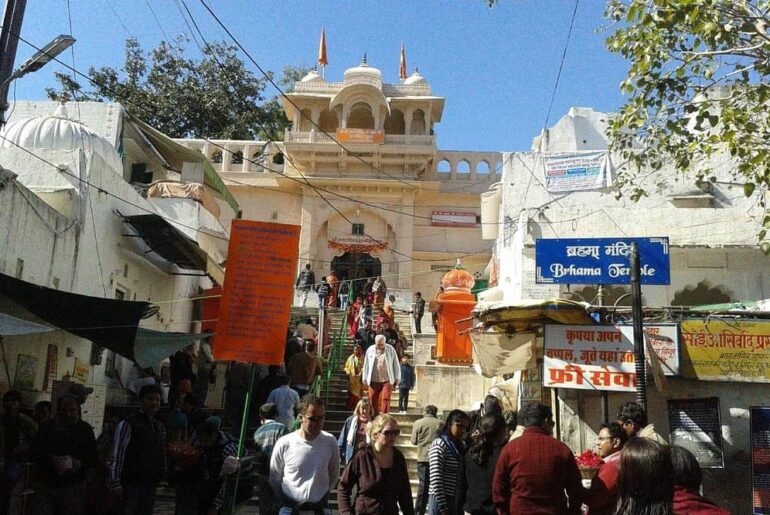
[343,56,383,88]
[404,69,428,86]
[0,103,124,173]
[300,69,325,83]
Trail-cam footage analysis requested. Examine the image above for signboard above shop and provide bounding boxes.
[431,211,478,227]
[535,237,671,285]
[543,324,680,392]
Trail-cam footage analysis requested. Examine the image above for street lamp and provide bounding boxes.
[0,34,76,126]
[10,34,75,80]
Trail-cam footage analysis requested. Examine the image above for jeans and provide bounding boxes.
[428,494,457,515]
[299,288,311,306]
[340,294,349,311]
[120,485,156,515]
[414,315,422,334]
[398,388,410,411]
[415,462,430,515]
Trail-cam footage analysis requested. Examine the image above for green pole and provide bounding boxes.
[226,363,257,515]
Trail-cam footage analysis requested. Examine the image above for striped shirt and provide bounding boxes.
[428,435,463,511]
[253,420,289,473]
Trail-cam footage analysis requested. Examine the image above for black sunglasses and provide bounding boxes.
[303,415,325,423]
[381,429,401,437]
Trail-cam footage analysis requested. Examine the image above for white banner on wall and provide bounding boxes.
[543,324,679,391]
[543,152,612,193]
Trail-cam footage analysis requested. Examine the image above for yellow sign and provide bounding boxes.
[681,319,770,382]
[336,128,385,144]
[73,358,90,383]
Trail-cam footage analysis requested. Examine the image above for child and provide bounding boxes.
[398,355,415,413]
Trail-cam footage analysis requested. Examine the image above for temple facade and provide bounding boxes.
[177,59,501,298]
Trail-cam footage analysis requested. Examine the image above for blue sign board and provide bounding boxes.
[535,237,670,285]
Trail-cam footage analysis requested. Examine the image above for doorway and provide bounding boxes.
[331,252,382,293]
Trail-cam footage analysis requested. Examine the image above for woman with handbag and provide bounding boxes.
[337,414,414,515]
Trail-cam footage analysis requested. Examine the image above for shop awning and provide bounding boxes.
[0,312,54,336]
[133,328,212,368]
[0,272,156,362]
[473,298,595,332]
[121,213,207,271]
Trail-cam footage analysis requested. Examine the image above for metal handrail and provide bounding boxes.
[321,310,348,402]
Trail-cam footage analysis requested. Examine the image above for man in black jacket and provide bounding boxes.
[295,263,316,307]
[109,385,166,515]
[30,395,97,514]
[413,292,426,334]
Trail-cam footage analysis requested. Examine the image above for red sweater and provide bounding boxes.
[673,486,730,515]
[585,452,621,515]
[492,427,583,514]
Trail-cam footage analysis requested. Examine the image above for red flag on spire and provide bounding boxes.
[399,42,407,80]
[318,29,328,66]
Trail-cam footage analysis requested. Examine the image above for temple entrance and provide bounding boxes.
[331,252,382,291]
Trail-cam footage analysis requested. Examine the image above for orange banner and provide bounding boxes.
[214,220,300,365]
[336,128,385,144]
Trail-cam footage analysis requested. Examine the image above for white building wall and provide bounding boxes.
[0,147,199,404]
[484,107,769,512]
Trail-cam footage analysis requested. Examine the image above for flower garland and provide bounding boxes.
[328,239,388,254]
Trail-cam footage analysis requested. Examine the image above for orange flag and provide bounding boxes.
[399,42,407,80]
[318,29,328,66]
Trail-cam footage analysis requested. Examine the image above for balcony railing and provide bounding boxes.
[285,131,435,146]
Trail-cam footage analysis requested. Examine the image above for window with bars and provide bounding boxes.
[352,223,365,235]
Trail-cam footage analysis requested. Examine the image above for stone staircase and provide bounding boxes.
[322,308,423,497]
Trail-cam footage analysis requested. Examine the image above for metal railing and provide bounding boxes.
[322,311,348,403]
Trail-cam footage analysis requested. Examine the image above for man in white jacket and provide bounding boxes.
[362,334,401,415]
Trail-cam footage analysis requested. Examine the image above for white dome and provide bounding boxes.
[404,70,428,86]
[0,104,124,173]
[343,57,382,88]
[300,69,325,83]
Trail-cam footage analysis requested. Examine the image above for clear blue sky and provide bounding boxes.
[15,0,629,152]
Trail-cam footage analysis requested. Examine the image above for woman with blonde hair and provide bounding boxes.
[338,414,414,514]
[338,398,372,464]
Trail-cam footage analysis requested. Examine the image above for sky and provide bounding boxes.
[14,0,630,152]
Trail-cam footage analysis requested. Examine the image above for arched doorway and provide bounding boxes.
[332,252,382,291]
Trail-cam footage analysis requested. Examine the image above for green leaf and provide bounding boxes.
[744,183,756,197]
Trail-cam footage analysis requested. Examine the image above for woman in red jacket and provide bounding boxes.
[337,414,414,515]
[671,446,730,514]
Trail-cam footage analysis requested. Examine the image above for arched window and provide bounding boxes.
[411,109,425,135]
[319,109,338,133]
[384,109,405,135]
[347,102,375,129]
[477,160,490,174]
[231,151,243,165]
[457,160,471,174]
[211,150,222,164]
[437,159,451,173]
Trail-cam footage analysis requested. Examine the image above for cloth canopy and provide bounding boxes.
[133,328,212,368]
[0,312,54,336]
[473,298,595,333]
[0,272,156,362]
[470,329,534,378]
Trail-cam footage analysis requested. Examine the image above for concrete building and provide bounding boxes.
[0,101,233,410]
[479,106,770,511]
[176,61,501,300]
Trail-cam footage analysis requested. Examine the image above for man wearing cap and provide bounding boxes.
[109,384,166,515]
[30,395,97,514]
